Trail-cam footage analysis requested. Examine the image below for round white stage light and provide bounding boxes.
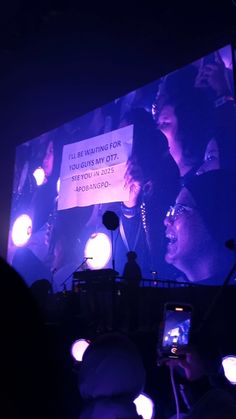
[84,232,111,269]
[222,355,236,385]
[71,339,90,362]
[12,214,32,247]
[33,167,45,186]
[134,392,155,419]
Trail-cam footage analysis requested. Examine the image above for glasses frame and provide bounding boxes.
[166,203,196,224]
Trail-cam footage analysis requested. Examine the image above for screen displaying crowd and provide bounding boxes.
[8,44,236,290]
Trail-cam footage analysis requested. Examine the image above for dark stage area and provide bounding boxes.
[29,276,236,418]
[35,278,236,352]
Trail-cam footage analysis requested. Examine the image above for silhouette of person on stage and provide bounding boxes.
[123,251,142,285]
[123,251,142,331]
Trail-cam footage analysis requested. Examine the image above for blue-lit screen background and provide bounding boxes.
[7,45,236,290]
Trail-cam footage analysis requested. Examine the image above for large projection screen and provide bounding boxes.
[8,45,236,290]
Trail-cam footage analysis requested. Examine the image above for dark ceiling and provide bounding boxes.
[1,0,236,256]
[1,2,236,120]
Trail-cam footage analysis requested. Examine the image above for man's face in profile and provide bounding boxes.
[164,187,212,277]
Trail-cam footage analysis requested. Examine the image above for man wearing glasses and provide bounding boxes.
[164,170,236,285]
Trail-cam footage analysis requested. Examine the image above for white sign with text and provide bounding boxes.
[58,124,133,209]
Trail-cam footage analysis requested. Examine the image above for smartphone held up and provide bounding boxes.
[158,303,193,360]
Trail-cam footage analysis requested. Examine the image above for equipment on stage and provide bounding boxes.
[102,210,119,271]
[72,268,119,291]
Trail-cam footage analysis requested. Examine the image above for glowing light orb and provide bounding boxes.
[56,177,60,194]
[12,214,32,246]
[71,339,90,362]
[134,393,155,419]
[222,356,236,384]
[84,232,111,269]
[33,167,45,186]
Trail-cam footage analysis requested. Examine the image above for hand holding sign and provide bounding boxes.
[123,158,143,208]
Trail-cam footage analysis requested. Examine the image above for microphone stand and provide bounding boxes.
[50,268,57,293]
[111,229,115,271]
[60,257,91,291]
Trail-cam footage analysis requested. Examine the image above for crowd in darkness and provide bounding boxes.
[3,256,236,418]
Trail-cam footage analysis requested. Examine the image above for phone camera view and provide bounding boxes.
[162,308,191,349]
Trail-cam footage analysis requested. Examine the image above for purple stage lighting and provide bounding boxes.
[71,339,90,362]
[56,177,60,194]
[222,355,236,385]
[11,214,32,246]
[134,392,155,419]
[84,232,112,269]
[33,167,45,186]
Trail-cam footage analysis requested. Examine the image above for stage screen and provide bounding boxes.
[8,44,236,290]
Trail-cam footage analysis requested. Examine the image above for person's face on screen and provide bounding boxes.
[164,188,211,273]
[196,139,220,175]
[42,141,54,178]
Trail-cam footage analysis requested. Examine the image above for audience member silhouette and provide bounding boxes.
[78,333,145,418]
[1,257,76,419]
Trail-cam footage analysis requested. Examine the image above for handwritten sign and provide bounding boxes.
[58,124,133,209]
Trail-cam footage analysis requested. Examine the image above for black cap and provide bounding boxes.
[185,170,236,244]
